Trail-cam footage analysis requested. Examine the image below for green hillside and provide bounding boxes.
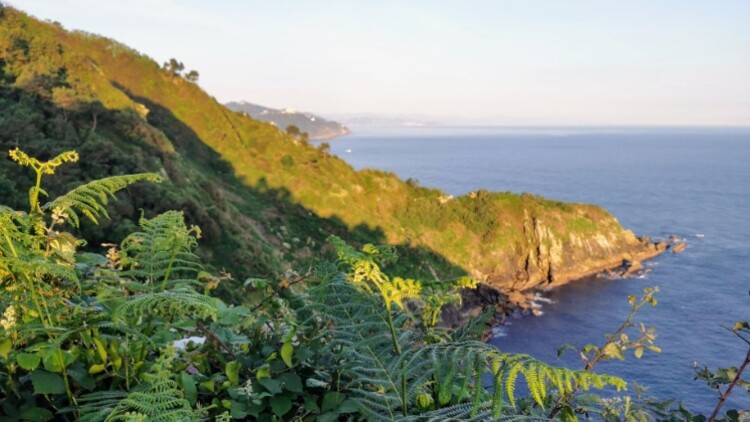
[0,7,654,296]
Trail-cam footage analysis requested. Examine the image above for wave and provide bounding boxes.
[531,293,554,304]
[491,325,507,338]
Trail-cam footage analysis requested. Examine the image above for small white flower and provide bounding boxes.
[242,379,253,397]
[0,305,17,331]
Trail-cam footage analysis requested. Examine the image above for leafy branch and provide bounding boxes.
[704,321,750,422]
[549,287,661,418]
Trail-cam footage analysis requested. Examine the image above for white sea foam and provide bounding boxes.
[524,293,552,318]
[491,326,507,338]
[598,272,622,280]
[532,293,554,304]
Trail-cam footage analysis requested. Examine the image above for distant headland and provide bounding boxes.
[226,101,350,141]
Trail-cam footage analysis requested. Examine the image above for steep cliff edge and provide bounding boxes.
[499,209,665,290]
[426,193,669,328]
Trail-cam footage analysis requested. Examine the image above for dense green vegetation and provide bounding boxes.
[1,5,748,421]
[1,150,747,421]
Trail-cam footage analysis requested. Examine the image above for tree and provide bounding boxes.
[163,58,184,77]
[185,70,199,82]
[285,124,300,137]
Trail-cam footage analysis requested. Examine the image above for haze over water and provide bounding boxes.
[327,125,750,412]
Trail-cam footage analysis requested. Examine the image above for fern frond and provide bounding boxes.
[114,288,218,322]
[43,173,161,227]
[450,307,494,342]
[506,362,522,409]
[120,211,202,286]
[77,348,199,422]
[405,339,626,416]
[382,276,422,311]
[307,238,629,420]
[305,273,627,420]
[303,277,408,420]
[76,391,129,422]
[9,148,79,172]
[4,253,78,284]
[9,321,65,344]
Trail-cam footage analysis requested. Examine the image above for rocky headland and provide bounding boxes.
[443,215,685,330]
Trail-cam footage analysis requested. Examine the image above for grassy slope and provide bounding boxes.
[0,8,636,290]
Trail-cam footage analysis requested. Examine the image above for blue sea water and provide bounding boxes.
[324,125,750,413]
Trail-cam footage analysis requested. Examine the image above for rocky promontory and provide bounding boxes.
[440,204,670,328]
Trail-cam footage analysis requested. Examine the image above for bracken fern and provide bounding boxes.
[304,238,627,421]
[113,287,218,322]
[77,348,199,422]
[119,211,203,288]
[43,173,162,227]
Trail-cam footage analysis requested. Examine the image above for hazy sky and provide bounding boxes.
[9,0,750,125]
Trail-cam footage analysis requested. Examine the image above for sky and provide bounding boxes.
[8,0,750,125]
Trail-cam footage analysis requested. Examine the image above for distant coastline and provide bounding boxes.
[338,123,750,136]
[226,101,351,141]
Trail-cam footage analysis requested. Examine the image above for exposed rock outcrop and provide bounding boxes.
[623,259,644,277]
[475,211,667,291]
[444,210,669,328]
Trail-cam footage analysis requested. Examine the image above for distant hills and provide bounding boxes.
[327,112,444,127]
[226,101,350,140]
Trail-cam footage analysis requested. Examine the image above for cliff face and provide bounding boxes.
[502,210,664,290]
[448,208,667,327]
[389,190,666,295]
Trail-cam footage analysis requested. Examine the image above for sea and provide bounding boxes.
[323,125,750,413]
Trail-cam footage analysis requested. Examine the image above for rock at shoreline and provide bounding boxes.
[671,242,687,253]
[444,236,669,329]
[624,259,644,277]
